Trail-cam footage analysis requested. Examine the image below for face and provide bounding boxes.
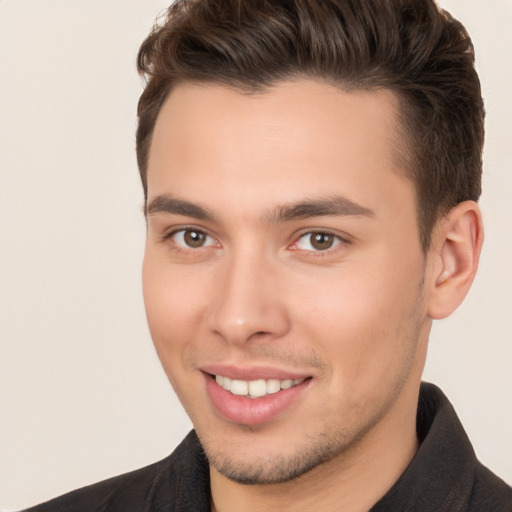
[143,80,432,484]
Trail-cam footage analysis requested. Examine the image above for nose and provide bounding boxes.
[206,252,291,345]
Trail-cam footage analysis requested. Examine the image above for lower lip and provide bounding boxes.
[204,374,311,426]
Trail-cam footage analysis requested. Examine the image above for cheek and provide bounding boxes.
[142,251,208,356]
[292,256,424,384]
[142,253,215,411]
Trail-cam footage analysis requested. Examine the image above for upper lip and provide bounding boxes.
[201,364,311,381]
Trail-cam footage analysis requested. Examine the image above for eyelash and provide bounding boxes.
[161,227,349,256]
[289,231,348,257]
[162,227,217,251]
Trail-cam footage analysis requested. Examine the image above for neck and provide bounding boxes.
[210,382,421,512]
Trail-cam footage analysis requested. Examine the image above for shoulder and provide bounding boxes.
[23,431,208,512]
[24,456,171,512]
[372,384,512,512]
[467,462,512,512]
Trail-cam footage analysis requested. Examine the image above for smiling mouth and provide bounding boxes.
[213,374,307,399]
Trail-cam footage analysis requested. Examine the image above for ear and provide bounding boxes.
[426,201,484,320]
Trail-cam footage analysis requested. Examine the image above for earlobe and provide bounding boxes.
[427,201,484,320]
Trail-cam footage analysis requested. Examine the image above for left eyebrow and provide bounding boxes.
[145,196,216,221]
[266,196,375,223]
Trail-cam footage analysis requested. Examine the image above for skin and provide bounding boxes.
[142,80,483,512]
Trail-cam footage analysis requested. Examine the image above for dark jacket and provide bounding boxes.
[25,383,512,512]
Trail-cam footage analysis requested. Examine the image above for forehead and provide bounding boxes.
[147,79,414,221]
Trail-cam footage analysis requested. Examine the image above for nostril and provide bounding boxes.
[247,331,270,342]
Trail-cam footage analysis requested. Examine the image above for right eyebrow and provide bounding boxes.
[145,196,216,221]
[266,196,375,223]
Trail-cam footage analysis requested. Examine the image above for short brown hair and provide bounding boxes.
[136,0,484,250]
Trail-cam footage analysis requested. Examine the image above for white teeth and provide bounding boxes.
[230,379,249,396]
[248,379,267,398]
[280,379,293,389]
[266,379,281,394]
[215,375,305,397]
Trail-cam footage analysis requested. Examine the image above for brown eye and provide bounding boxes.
[183,229,207,248]
[294,231,342,252]
[170,228,216,249]
[310,233,335,250]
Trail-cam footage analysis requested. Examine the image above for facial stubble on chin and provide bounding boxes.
[203,427,351,485]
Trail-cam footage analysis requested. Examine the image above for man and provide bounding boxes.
[25,0,512,510]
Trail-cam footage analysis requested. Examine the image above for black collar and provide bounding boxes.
[172,383,511,512]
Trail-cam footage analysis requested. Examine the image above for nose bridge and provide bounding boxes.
[207,247,289,344]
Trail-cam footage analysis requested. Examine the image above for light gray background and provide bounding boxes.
[0,1,510,510]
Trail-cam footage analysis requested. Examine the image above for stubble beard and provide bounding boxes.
[199,367,416,486]
[182,275,427,486]
[197,307,426,485]
[200,427,351,485]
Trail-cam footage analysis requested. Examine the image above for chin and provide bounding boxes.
[197,425,350,485]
